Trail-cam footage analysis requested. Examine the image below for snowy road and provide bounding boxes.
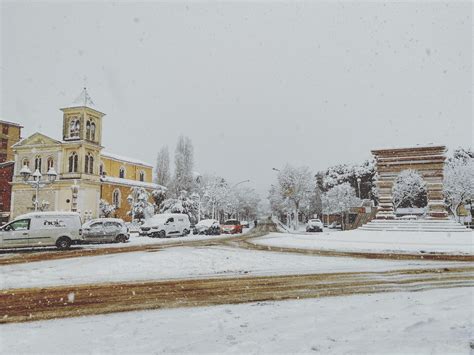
[1,265,472,324]
[1,245,469,290]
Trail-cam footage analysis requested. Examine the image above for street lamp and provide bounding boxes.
[20,165,58,211]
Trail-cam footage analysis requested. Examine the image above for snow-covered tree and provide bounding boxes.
[151,186,167,213]
[322,182,361,229]
[317,159,377,203]
[200,176,231,221]
[172,135,194,196]
[322,182,360,215]
[234,186,260,221]
[392,170,427,209]
[99,199,115,218]
[155,146,171,188]
[444,149,474,220]
[160,189,199,222]
[273,164,314,230]
[128,187,154,221]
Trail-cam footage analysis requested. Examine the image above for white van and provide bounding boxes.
[139,213,191,238]
[0,212,83,250]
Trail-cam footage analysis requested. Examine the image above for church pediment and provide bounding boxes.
[13,132,62,148]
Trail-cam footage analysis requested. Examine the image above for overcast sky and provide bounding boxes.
[1,1,472,194]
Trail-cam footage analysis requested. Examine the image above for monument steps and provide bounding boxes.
[359,219,470,232]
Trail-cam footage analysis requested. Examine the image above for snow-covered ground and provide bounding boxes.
[0,245,466,290]
[252,230,474,255]
[2,287,472,354]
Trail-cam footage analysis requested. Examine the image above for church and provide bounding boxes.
[10,88,160,221]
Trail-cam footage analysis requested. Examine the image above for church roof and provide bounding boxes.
[62,88,104,114]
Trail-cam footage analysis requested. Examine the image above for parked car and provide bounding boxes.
[0,212,83,250]
[221,219,243,234]
[241,220,250,228]
[193,219,220,235]
[82,218,129,243]
[328,221,342,229]
[140,213,191,238]
[306,219,324,232]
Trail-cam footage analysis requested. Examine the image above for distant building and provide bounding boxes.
[10,88,160,221]
[0,120,23,223]
[0,120,23,163]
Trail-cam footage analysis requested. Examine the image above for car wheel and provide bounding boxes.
[158,230,166,238]
[182,229,189,236]
[56,237,72,250]
[116,235,127,243]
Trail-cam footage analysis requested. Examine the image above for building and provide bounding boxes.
[10,88,159,221]
[0,120,23,223]
[0,120,23,163]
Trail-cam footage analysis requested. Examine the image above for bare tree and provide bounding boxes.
[155,146,171,188]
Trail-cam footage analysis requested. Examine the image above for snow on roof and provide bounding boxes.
[69,87,96,108]
[101,152,153,167]
[371,143,446,152]
[0,119,23,128]
[100,175,162,190]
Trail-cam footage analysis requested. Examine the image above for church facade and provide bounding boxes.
[10,88,159,221]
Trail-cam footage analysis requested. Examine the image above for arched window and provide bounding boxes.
[84,153,94,174]
[70,118,80,138]
[90,122,96,141]
[86,121,91,140]
[22,158,30,168]
[68,152,78,173]
[112,189,121,208]
[119,167,125,179]
[34,156,42,173]
[88,155,94,174]
[139,171,145,182]
[46,157,54,171]
[85,154,89,173]
[99,163,104,176]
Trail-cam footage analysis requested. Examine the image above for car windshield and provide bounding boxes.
[197,219,217,227]
[224,220,238,225]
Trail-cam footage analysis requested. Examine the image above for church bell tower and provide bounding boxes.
[60,88,105,145]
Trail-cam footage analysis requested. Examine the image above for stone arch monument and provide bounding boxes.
[372,145,448,220]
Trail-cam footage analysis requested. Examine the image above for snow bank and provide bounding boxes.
[1,287,472,354]
[252,230,474,255]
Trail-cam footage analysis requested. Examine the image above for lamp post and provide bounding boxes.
[20,164,58,212]
[357,177,361,199]
[127,193,135,222]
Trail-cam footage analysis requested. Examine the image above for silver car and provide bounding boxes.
[82,218,129,243]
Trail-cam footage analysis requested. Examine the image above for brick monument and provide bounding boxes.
[372,145,448,220]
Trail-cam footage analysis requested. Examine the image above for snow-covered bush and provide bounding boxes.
[99,199,116,217]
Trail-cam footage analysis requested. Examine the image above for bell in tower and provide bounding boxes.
[60,88,105,145]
